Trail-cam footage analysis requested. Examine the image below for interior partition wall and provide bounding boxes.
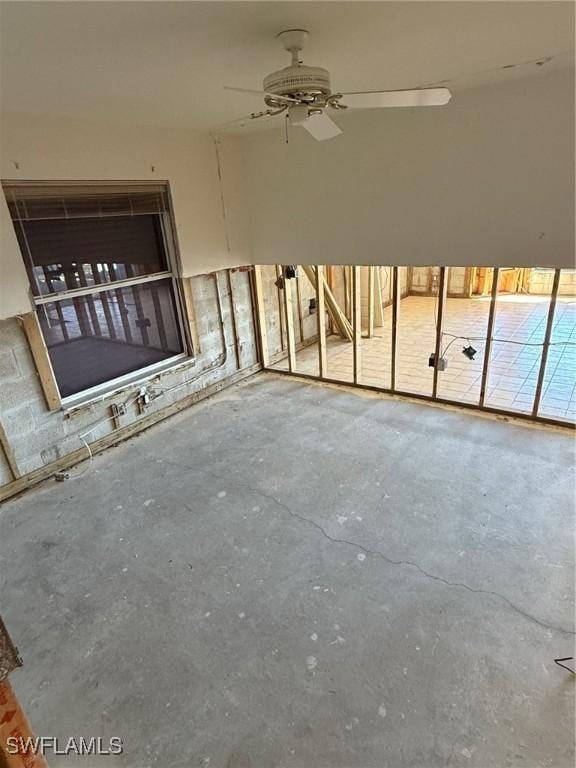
[254,265,575,429]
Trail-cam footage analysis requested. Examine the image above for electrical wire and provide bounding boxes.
[67,437,93,479]
[440,335,471,358]
[439,331,576,360]
[61,391,142,480]
[554,657,575,675]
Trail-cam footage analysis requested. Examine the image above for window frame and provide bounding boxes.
[5,180,193,409]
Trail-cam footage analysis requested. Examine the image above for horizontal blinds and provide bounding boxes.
[3,183,169,220]
[17,215,167,269]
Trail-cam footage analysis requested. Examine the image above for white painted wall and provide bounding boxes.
[239,69,574,270]
[1,69,573,320]
[0,112,250,319]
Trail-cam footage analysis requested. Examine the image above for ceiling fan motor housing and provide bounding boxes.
[263,65,332,102]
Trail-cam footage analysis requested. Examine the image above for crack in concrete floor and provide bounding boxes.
[252,487,575,638]
[171,460,574,638]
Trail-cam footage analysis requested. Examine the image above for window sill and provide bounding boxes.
[62,353,194,414]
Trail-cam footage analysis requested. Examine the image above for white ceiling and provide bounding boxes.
[1,1,573,131]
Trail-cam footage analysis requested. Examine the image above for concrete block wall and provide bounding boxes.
[261,265,412,348]
[409,267,468,296]
[260,266,318,359]
[527,268,576,296]
[0,269,258,489]
[365,266,409,307]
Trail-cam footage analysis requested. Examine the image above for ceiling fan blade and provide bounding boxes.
[301,112,342,141]
[339,87,451,109]
[224,86,300,104]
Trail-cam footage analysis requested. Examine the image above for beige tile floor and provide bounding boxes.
[272,295,576,424]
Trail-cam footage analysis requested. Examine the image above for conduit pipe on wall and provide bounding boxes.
[226,269,241,370]
[159,271,229,397]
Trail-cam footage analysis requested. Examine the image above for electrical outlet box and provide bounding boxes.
[284,265,298,279]
[428,353,448,371]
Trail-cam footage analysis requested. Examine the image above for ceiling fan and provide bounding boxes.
[221,29,452,141]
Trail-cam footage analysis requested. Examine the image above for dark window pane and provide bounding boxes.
[14,215,168,296]
[37,279,184,398]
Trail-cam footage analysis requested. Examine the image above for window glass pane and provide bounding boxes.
[37,278,183,398]
[14,215,168,296]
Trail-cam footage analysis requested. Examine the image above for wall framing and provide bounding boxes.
[254,264,575,431]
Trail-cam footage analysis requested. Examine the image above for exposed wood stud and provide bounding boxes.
[343,266,350,320]
[479,267,500,406]
[252,266,269,368]
[367,266,375,338]
[0,422,21,480]
[326,265,335,335]
[226,269,241,370]
[110,403,122,430]
[391,266,400,391]
[532,268,561,418]
[300,265,353,341]
[247,268,260,363]
[275,264,285,350]
[181,277,201,355]
[432,267,448,399]
[316,265,327,377]
[352,266,361,384]
[465,266,474,298]
[426,266,434,295]
[374,267,385,327]
[18,312,61,411]
[283,267,297,372]
[295,271,304,343]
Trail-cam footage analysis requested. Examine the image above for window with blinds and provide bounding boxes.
[3,182,187,401]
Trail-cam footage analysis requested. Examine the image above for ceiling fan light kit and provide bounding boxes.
[223,29,452,141]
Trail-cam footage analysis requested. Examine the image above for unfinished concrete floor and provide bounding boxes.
[0,374,574,768]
